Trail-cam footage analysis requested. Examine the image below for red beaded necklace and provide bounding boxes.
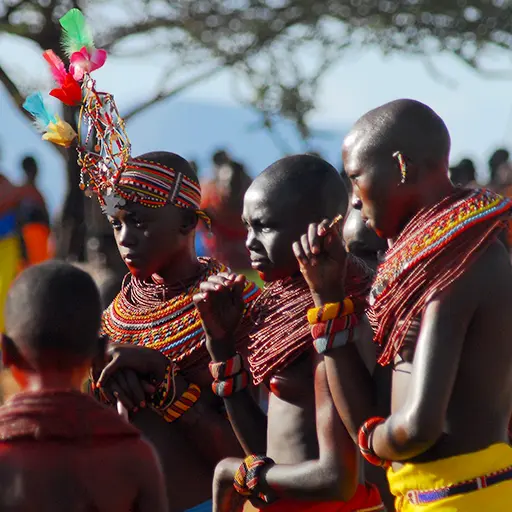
[248,255,374,385]
[368,188,512,365]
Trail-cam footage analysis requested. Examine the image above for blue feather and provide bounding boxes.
[23,92,56,130]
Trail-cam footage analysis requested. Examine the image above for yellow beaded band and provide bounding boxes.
[159,382,201,423]
[307,298,354,325]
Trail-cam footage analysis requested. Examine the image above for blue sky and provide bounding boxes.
[1,29,512,214]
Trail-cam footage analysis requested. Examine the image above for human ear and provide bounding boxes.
[179,209,199,235]
[1,334,16,369]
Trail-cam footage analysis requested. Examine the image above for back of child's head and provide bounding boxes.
[4,261,101,368]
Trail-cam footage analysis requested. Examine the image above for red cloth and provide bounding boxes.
[248,483,384,511]
[0,390,140,442]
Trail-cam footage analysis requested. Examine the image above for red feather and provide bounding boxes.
[43,50,68,86]
[49,74,82,106]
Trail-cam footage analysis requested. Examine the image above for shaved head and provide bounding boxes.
[345,99,450,170]
[252,154,348,219]
[342,99,453,239]
[4,261,102,367]
[244,154,347,281]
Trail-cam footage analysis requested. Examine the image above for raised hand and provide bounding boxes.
[193,272,246,361]
[292,218,347,305]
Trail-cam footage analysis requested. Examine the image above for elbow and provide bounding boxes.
[397,413,443,453]
[319,460,358,502]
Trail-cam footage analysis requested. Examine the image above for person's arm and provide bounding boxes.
[292,220,379,441]
[134,441,168,512]
[371,261,478,461]
[323,319,378,442]
[213,356,358,508]
[193,273,268,455]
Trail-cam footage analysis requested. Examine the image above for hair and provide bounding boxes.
[348,99,451,170]
[254,154,348,218]
[21,155,37,176]
[213,149,230,166]
[4,261,102,366]
[489,148,510,182]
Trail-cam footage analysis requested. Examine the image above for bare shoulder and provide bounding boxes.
[464,239,512,308]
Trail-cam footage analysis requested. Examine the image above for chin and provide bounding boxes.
[126,265,151,281]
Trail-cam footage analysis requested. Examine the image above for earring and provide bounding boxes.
[393,151,407,184]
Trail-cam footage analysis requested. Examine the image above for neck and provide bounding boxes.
[391,174,455,245]
[153,250,202,286]
[414,174,455,212]
[13,366,88,393]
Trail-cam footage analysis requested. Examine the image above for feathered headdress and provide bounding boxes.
[23,8,210,225]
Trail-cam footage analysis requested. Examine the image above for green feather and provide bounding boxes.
[59,8,95,56]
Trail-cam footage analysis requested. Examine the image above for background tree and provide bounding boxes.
[2,0,512,258]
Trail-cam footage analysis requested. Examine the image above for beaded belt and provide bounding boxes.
[406,465,512,505]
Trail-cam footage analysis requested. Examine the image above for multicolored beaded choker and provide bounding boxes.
[368,188,512,365]
[248,255,374,385]
[101,257,260,370]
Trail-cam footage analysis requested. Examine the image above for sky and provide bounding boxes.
[2,25,512,214]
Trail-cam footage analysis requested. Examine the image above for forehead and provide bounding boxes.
[342,131,375,173]
[109,200,179,221]
[243,181,295,221]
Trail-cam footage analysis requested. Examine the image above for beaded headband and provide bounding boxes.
[23,8,210,227]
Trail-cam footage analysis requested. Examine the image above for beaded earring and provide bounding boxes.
[393,151,407,184]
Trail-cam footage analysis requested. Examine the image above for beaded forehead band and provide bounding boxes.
[23,8,210,227]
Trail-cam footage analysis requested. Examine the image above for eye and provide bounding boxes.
[260,226,272,234]
[109,219,121,231]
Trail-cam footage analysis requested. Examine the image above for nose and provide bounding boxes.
[245,228,260,252]
[352,195,363,211]
[118,225,137,248]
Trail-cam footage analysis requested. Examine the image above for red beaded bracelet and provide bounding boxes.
[211,369,250,397]
[209,353,243,380]
[358,416,391,468]
[310,313,360,340]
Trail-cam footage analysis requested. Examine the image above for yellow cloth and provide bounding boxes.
[0,236,21,332]
[388,443,512,511]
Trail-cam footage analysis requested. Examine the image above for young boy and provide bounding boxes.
[0,260,166,511]
[194,154,384,511]
[297,99,512,510]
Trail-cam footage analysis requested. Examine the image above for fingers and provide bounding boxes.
[101,376,132,410]
[308,222,321,255]
[292,240,308,267]
[114,371,136,411]
[141,379,157,395]
[318,218,331,237]
[97,354,123,388]
[124,369,147,408]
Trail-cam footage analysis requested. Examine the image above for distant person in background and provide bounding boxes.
[488,148,510,191]
[18,156,52,266]
[0,173,22,332]
[201,150,253,271]
[449,158,478,188]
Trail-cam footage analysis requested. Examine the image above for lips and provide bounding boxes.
[250,255,270,270]
[123,253,142,265]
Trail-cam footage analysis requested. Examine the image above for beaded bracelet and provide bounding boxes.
[209,353,243,380]
[358,416,391,468]
[151,361,178,410]
[212,369,249,397]
[310,313,360,340]
[234,454,276,503]
[307,298,354,325]
[313,330,352,354]
[160,382,201,423]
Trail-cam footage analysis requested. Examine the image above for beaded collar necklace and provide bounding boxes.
[368,188,512,365]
